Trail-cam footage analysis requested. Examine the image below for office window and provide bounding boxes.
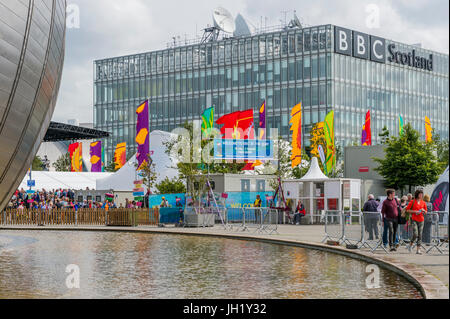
[304,31,311,51]
[281,60,288,82]
[296,59,303,80]
[312,56,318,80]
[274,61,281,83]
[304,86,311,107]
[304,56,311,80]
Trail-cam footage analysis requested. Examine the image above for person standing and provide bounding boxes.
[254,195,262,224]
[422,194,433,246]
[406,189,428,254]
[381,189,400,252]
[363,194,380,240]
[160,197,169,208]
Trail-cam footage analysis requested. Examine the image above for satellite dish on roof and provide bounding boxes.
[213,7,235,34]
[293,13,302,29]
[288,12,303,29]
[234,13,252,37]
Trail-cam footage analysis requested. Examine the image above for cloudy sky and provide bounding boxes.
[53,0,449,124]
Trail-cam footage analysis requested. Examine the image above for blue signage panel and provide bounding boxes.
[27,180,35,187]
[214,139,274,160]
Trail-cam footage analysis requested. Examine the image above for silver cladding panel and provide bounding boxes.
[0,0,66,210]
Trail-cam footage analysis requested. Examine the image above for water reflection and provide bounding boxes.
[0,231,422,299]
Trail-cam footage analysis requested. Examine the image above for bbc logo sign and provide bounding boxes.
[335,26,386,63]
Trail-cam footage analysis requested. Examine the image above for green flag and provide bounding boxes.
[324,110,335,175]
[201,106,214,137]
[399,115,404,136]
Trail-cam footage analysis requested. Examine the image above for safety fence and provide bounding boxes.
[1,208,159,227]
[322,211,449,254]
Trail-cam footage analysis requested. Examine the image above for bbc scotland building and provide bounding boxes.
[93,24,449,162]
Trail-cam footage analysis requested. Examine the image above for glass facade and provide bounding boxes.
[94,25,449,162]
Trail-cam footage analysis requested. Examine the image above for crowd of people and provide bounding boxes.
[363,189,436,255]
[7,188,119,211]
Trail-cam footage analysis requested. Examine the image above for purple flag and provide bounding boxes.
[90,141,102,172]
[258,100,266,140]
[136,100,149,170]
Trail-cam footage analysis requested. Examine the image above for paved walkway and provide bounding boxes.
[1,224,448,299]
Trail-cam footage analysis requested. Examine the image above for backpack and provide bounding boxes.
[396,199,407,225]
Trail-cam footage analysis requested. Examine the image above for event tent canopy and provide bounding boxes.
[96,131,179,192]
[19,172,114,191]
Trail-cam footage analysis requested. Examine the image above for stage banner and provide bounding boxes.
[324,110,336,174]
[136,100,150,170]
[90,141,102,172]
[425,116,432,143]
[213,139,274,161]
[258,100,266,140]
[114,142,127,170]
[361,110,372,146]
[289,103,302,168]
[69,142,82,172]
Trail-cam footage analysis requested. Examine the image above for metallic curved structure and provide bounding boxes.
[0,0,66,210]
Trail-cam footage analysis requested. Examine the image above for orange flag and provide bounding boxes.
[290,103,302,168]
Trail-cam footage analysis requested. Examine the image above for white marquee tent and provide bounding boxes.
[19,171,114,191]
[96,131,179,192]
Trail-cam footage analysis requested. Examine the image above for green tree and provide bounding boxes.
[432,131,449,173]
[104,160,118,172]
[32,156,44,171]
[135,154,158,193]
[373,123,441,193]
[155,177,186,194]
[164,121,245,201]
[327,142,344,178]
[379,125,390,144]
[52,153,71,172]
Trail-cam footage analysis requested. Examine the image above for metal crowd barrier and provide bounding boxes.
[426,212,449,254]
[322,211,344,243]
[260,209,279,235]
[361,212,387,253]
[323,210,449,255]
[343,211,364,247]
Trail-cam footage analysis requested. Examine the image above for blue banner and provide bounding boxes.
[149,193,185,208]
[159,208,183,224]
[149,192,274,209]
[214,139,274,160]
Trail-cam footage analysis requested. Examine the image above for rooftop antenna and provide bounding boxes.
[280,10,288,27]
[202,7,235,43]
[288,10,303,29]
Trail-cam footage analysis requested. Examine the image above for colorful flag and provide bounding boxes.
[310,122,325,160]
[201,106,214,138]
[258,101,266,140]
[324,110,336,174]
[244,101,267,170]
[90,141,102,172]
[68,142,83,172]
[425,116,432,143]
[216,110,255,171]
[216,110,255,140]
[361,110,372,146]
[101,143,105,172]
[289,103,302,168]
[114,142,127,170]
[399,115,404,136]
[136,100,150,170]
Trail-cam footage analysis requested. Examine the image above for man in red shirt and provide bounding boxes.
[406,189,427,254]
[381,189,400,251]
